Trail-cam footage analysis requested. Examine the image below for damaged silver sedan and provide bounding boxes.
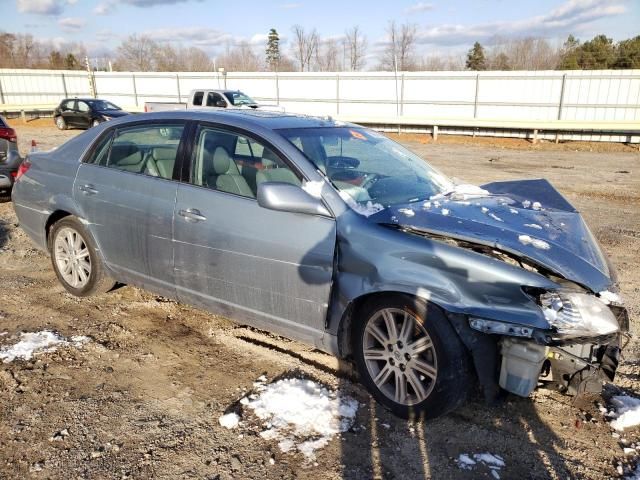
[11,110,629,419]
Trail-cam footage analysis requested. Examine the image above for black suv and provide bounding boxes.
[53,98,130,130]
[0,115,21,200]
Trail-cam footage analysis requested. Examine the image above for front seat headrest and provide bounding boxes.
[212,147,231,174]
[261,149,279,169]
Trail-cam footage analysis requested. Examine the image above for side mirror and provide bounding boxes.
[215,100,227,108]
[257,182,331,217]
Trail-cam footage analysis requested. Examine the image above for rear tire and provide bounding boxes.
[55,116,67,130]
[353,294,473,420]
[49,216,115,297]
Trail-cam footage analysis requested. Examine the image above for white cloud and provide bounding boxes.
[121,0,201,5]
[16,0,64,15]
[66,0,78,4]
[279,2,301,8]
[58,16,85,31]
[413,0,626,46]
[405,2,434,14]
[93,2,115,14]
[143,26,234,47]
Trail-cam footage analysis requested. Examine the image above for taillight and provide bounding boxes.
[15,160,31,181]
[0,127,17,143]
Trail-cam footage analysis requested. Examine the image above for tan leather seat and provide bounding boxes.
[256,149,301,187]
[207,147,254,197]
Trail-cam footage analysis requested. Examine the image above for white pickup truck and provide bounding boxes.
[144,89,284,113]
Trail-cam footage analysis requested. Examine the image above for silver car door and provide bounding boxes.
[73,122,186,296]
[173,124,336,340]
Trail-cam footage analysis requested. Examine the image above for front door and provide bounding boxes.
[74,121,187,295]
[173,124,336,341]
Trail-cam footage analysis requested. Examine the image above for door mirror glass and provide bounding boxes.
[257,182,330,217]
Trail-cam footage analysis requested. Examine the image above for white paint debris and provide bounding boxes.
[242,377,358,460]
[219,412,241,429]
[608,395,640,431]
[518,235,551,250]
[398,208,415,217]
[509,208,519,214]
[599,290,624,305]
[489,213,503,222]
[0,331,89,363]
[441,209,450,216]
[532,202,542,210]
[522,200,531,208]
[302,180,325,199]
[457,453,505,478]
[524,223,543,230]
[338,191,384,218]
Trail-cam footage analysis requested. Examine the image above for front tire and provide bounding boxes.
[353,295,473,419]
[49,216,115,297]
[55,116,67,130]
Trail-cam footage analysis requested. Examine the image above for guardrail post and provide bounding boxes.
[400,73,405,116]
[433,125,438,141]
[558,73,567,120]
[132,74,138,107]
[0,76,4,104]
[61,73,68,98]
[473,73,480,118]
[176,74,182,102]
[336,73,340,115]
[275,72,280,106]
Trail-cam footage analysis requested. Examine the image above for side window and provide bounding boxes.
[85,132,114,165]
[77,101,90,113]
[206,92,224,107]
[61,100,73,111]
[193,91,204,106]
[97,124,184,179]
[191,126,300,198]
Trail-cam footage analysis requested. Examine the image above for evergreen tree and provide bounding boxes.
[466,42,486,70]
[64,53,79,70]
[266,28,281,71]
[614,35,640,68]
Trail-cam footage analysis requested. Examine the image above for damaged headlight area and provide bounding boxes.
[539,291,620,340]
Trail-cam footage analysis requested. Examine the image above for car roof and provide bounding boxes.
[119,109,359,130]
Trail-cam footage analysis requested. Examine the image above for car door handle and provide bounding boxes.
[79,184,98,195]
[178,208,207,222]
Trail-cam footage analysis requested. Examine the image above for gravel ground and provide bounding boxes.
[0,124,639,480]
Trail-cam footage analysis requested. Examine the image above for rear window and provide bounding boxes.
[193,91,204,106]
[0,116,6,128]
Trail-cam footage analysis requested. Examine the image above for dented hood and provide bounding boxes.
[369,179,613,293]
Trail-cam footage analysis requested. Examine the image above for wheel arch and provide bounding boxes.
[45,209,73,249]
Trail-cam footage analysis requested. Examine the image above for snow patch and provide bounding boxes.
[219,412,240,429]
[599,290,624,305]
[242,377,358,460]
[532,201,542,210]
[422,201,431,209]
[509,208,519,214]
[338,191,384,218]
[522,200,531,208]
[524,223,543,230]
[302,180,324,199]
[608,395,640,431]
[0,331,89,363]
[518,235,551,250]
[431,184,489,201]
[441,209,450,216]
[457,452,505,477]
[489,213,503,222]
[398,208,415,217]
[481,207,489,213]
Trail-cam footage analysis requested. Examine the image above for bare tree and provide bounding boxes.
[181,47,213,71]
[378,21,417,71]
[217,41,262,72]
[115,35,158,71]
[344,26,367,71]
[291,25,318,71]
[487,37,561,70]
[315,38,342,71]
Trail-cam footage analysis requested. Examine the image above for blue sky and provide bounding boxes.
[5,0,640,60]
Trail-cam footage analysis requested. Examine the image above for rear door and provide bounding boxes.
[60,100,77,127]
[76,101,92,128]
[74,121,187,296]
[172,123,336,340]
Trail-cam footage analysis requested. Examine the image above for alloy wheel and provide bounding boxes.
[54,227,92,289]
[362,308,438,406]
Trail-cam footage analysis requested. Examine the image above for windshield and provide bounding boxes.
[278,127,453,207]
[224,91,256,106]
[87,100,120,111]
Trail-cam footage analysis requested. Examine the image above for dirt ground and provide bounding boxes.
[1,124,639,480]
